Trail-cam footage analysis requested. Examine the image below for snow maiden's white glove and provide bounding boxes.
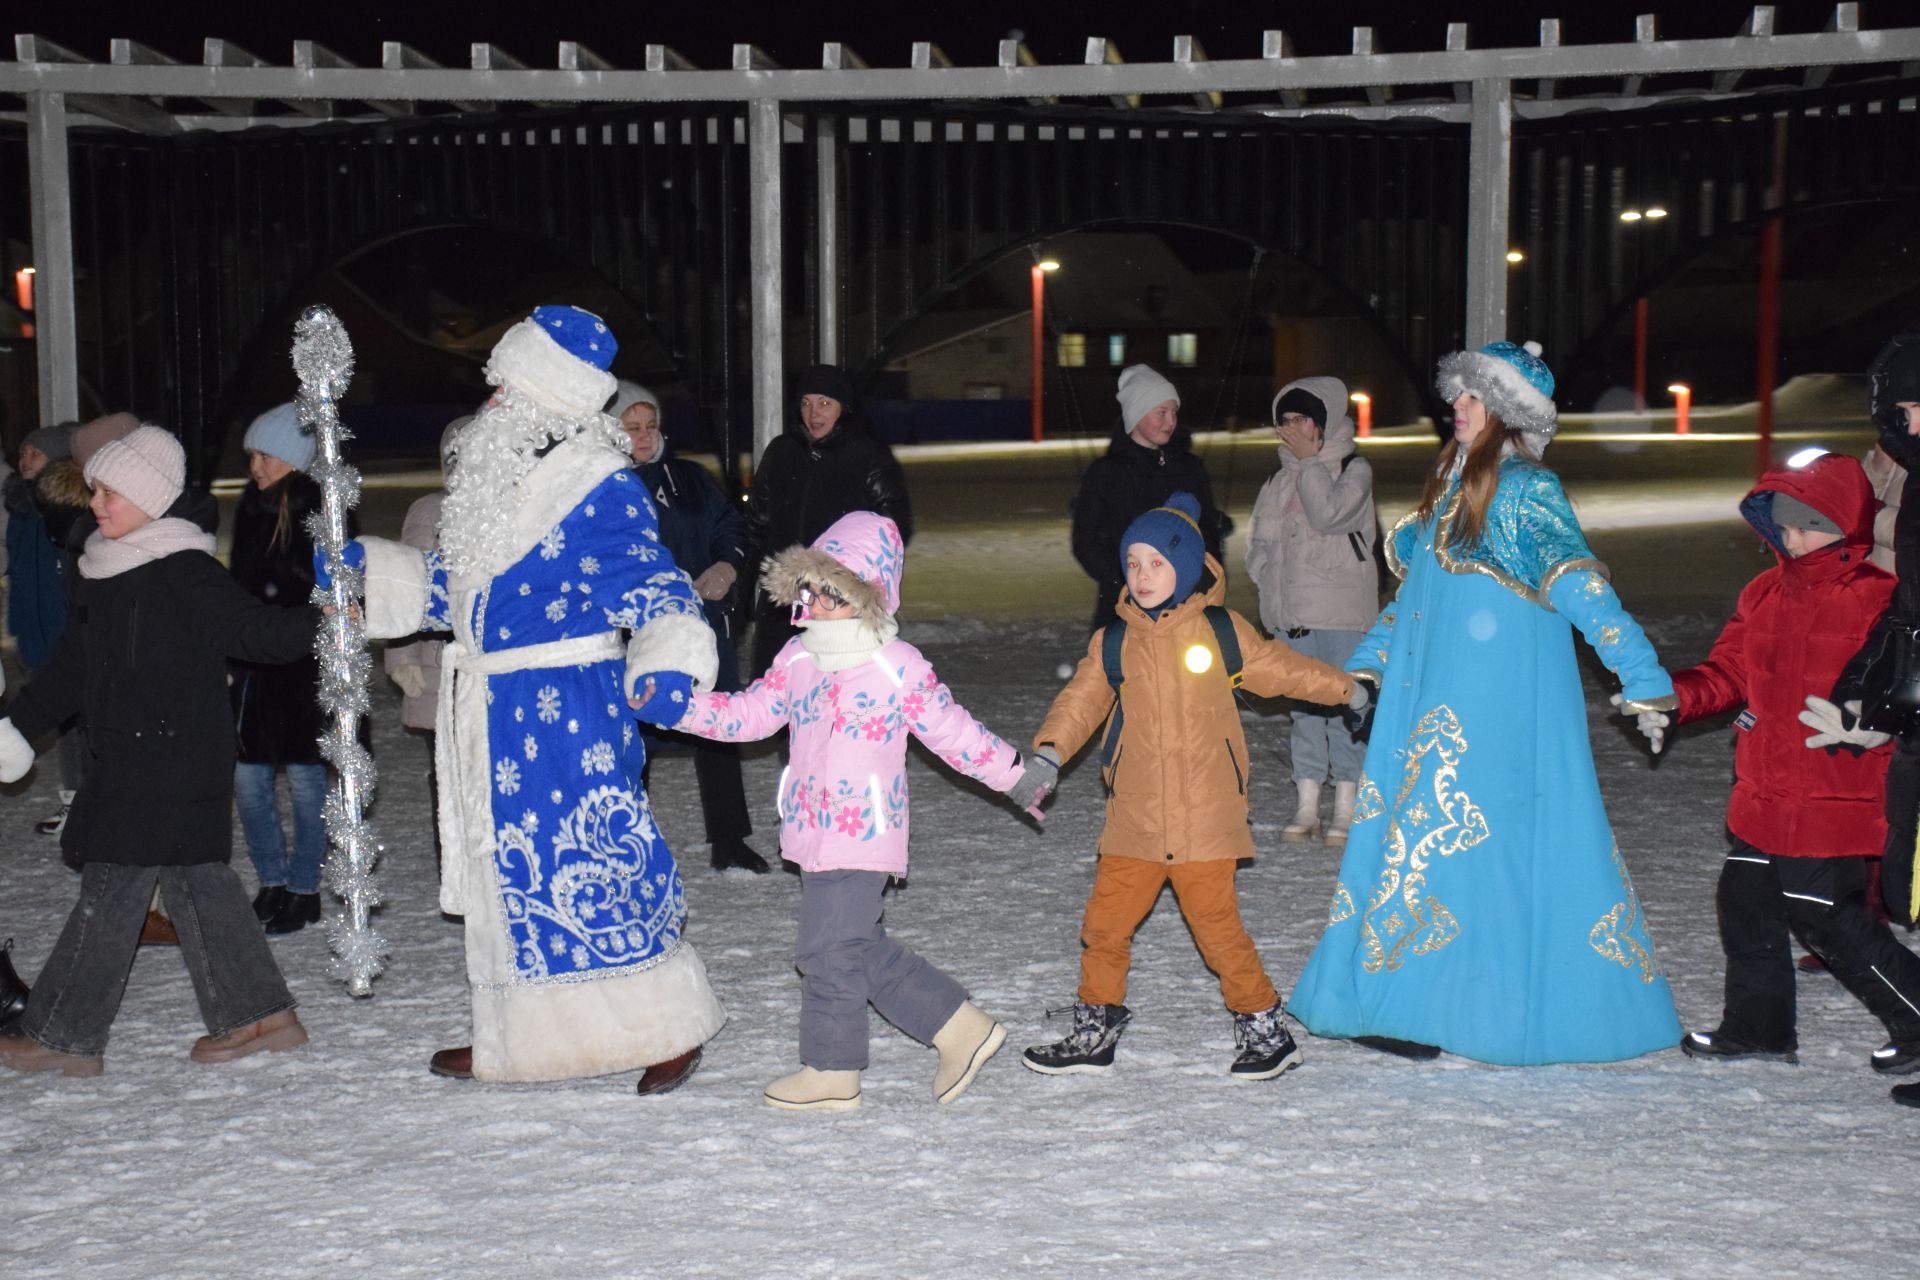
[1799,695,1892,751]
[1608,693,1668,754]
[0,717,33,784]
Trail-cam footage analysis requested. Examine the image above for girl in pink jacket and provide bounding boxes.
[656,510,1048,1111]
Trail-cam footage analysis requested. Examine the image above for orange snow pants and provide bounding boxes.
[1077,855,1278,1015]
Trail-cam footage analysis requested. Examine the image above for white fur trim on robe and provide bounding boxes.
[625,611,720,698]
[464,859,726,1082]
[455,437,631,590]
[358,536,433,640]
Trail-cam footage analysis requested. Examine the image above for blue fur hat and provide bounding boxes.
[1121,491,1208,604]
[1436,339,1558,453]
[242,401,315,472]
[484,305,620,418]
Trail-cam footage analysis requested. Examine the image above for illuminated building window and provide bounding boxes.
[1057,333,1087,368]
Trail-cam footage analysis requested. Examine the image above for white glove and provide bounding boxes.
[1609,693,1668,754]
[1799,696,1892,751]
[0,717,34,784]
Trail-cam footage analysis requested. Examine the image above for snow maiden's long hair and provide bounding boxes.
[437,388,628,578]
[1415,413,1530,550]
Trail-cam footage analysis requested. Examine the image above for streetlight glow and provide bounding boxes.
[1619,210,1644,223]
[1349,391,1372,438]
[1505,249,1525,264]
[1037,259,1061,272]
[1644,207,1668,219]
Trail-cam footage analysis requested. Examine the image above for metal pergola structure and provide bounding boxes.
[4,6,1919,458]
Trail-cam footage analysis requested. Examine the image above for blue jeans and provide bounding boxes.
[1286,628,1367,784]
[234,762,329,895]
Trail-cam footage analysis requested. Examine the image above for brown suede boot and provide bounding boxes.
[0,1034,104,1077]
[190,1009,308,1063]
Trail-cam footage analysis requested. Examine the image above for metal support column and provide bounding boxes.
[26,91,80,423]
[749,99,785,463]
[1464,78,1512,349]
[815,116,838,365]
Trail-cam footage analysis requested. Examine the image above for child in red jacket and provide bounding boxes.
[1656,451,1920,1073]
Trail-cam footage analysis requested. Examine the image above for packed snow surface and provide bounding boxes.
[4,439,1914,1278]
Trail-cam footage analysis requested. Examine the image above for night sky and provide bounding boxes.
[25,0,1896,75]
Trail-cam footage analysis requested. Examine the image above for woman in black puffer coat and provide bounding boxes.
[228,404,349,936]
[741,365,912,676]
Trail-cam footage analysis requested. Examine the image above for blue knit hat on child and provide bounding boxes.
[1121,491,1208,604]
[242,402,315,472]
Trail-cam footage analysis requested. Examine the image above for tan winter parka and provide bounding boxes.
[1036,557,1355,864]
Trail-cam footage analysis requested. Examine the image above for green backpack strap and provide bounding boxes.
[1097,620,1127,770]
[1204,605,1245,689]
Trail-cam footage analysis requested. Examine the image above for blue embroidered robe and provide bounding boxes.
[1288,456,1683,1065]
[363,437,725,1081]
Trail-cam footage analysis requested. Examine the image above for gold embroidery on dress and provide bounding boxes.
[1353,775,1384,822]
[1328,883,1356,925]
[1589,842,1660,983]
[1358,705,1489,973]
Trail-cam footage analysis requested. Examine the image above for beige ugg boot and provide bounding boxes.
[1325,780,1359,846]
[1282,779,1322,841]
[763,1066,862,1112]
[930,1001,1007,1104]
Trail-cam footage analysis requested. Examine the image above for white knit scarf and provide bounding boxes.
[798,616,899,672]
[78,517,217,579]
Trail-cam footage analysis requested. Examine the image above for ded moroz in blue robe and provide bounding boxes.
[359,435,726,1082]
[1288,454,1683,1065]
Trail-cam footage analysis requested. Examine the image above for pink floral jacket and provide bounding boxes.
[675,636,1023,875]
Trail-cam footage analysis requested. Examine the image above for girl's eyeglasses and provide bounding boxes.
[796,583,849,611]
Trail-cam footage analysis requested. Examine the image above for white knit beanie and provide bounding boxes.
[84,424,186,519]
[1116,364,1180,431]
[606,379,660,420]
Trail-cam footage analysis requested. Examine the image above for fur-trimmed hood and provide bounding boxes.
[36,458,93,511]
[759,509,905,621]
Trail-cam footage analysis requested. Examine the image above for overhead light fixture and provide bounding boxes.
[1644,206,1668,219]
[1619,210,1643,223]
[1505,249,1525,264]
[1036,259,1061,272]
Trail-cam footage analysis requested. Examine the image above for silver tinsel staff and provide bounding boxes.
[293,304,389,997]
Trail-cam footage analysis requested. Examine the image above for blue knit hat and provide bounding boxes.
[1435,339,1558,453]
[242,401,315,472]
[1121,491,1208,604]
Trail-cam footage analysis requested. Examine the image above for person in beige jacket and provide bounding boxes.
[1020,492,1360,1081]
[1245,376,1379,845]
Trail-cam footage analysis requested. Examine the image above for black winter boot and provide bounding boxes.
[252,885,288,923]
[710,839,770,875]
[264,892,322,936]
[1680,1027,1798,1063]
[0,939,29,1034]
[1230,1005,1303,1079]
[1022,1003,1132,1075]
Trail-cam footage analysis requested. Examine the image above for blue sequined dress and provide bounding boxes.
[1287,455,1683,1064]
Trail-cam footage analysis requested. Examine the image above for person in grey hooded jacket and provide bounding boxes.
[1244,375,1379,846]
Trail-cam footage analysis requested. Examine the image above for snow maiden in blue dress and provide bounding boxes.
[347,306,726,1091]
[1287,341,1683,1065]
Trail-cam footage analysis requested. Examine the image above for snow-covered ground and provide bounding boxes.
[4,441,1916,1278]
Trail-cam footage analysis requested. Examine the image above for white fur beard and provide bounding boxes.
[437,391,629,579]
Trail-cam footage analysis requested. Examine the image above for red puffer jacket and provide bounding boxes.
[1673,452,1895,857]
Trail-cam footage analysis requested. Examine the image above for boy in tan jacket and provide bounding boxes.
[1020,492,1362,1079]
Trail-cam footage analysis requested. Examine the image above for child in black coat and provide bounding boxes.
[0,426,321,1076]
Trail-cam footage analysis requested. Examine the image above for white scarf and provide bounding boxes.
[78,517,217,579]
[798,616,899,672]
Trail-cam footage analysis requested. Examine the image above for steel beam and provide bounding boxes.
[8,26,1919,108]
[748,98,784,461]
[1465,77,1513,349]
[25,91,79,423]
[816,115,839,364]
